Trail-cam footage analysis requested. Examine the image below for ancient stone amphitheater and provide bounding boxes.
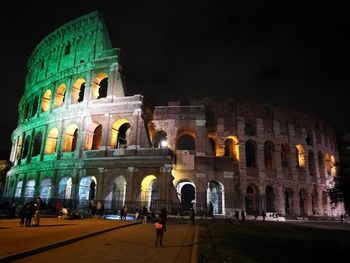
[3,11,344,218]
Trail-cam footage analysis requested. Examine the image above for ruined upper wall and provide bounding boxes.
[25,11,115,91]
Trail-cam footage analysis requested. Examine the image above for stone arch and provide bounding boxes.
[265,186,275,212]
[141,175,158,211]
[24,179,36,199]
[22,135,31,159]
[54,83,67,108]
[175,180,196,211]
[91,73,108,99]
[112,176,127,209]
[32,131,43,156]
[208,137,217,156]
[111,119,131,149]
[264,140,275,170]
[299,188,307,217]
[308,150,316,176]
[58,177,72,200]
[207,181,225,214]
[45,128,59,154]
[245,184,259,215]
[318,151,325,178]
[245,140,257,168]
[14,180,23,198]
[79,176,97,206]
[296,144,305,168]
[62,124,79,152]
[41,89,52,112]
[40,178,51,200]
[284,188,293,216]
[31,96,39,118]
[224,136,239,162]
[153,130,168,148]
[85,122,102,150]
[71,78,86,103]
[176,131,196,151]
[281,143,290,167]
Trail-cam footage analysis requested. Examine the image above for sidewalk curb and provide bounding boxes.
[0,221,142,263]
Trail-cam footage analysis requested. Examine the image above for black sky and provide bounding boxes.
[1,0,349,156]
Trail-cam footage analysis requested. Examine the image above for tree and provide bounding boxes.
[328,131,350,213]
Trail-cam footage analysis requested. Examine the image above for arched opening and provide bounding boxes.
[41,89,52,112]
[84,123,102,150]
[141,175,158,211]
[32,132,42,156]
[58,177,72,200]
[281,144,290,167]
[209,137,216,156]
[31,96,39,118]
[54,84,66,108]
[245,185,258,215]
[111,119,131,149]
[299,189,307,217]
[79,176,97,206]
[91,73,108,99]
[71,78,86,104]
[62,124,78,152]
[24,179,36,199]
[22,136,31,159]
[181,184,196,210]
[245,140,256,167]
[14,181,23,197]
[224,136,239,162]
[153,130,168,148]
[40,178,51,200]
[308,150,316,176]
[265,186,274,212]
[207,181,224,214]
[264,141,275,170]
[176,134,196,151]
[112,176,126,210]
[284,188,293,216]
[64,42,71,55]
[296,144,305,168]
[318,151,325,178]
[45,128,59,154]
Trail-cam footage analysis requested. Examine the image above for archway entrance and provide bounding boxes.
[112,176,126,210]
[141,175,159,211]
[284,188,293,216]
[245,185,258,215]
[207,181,224,215]
[79,176,97,207]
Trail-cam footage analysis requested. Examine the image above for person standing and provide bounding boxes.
[241,210,246,222]
[154,216,164,247]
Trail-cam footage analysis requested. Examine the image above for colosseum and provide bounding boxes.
[3,11,344,218]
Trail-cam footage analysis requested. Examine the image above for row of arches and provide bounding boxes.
[22,73,109,122]
[15,119,131,160]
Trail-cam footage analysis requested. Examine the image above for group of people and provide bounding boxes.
[19,197,46,227]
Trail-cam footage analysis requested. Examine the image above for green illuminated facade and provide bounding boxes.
[4,12,344,217]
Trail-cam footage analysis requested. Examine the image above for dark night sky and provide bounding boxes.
[1,0,349,157]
